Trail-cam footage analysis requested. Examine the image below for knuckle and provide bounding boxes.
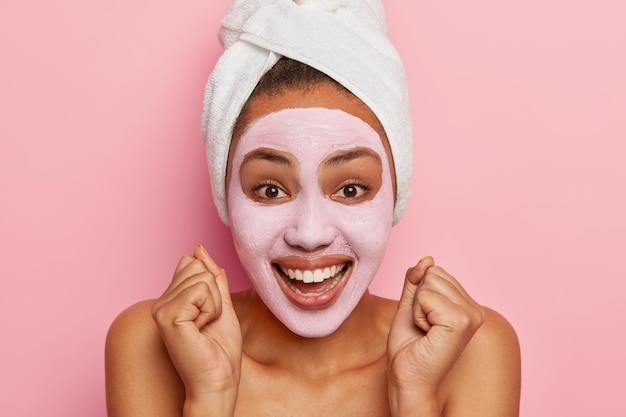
[174,254,194,272]
[181,254,194,263]
[192,279,212,293]
[191,258,208,270]
[197,272,216,286]
[152,304,170,326]
[475,306,486,326]
[446,308,472,330]
[457,311,472,328]
[185,272,213,288]
[426,265,445,276]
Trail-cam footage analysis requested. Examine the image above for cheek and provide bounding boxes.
[227,185,294,257]
[335,192,395,259]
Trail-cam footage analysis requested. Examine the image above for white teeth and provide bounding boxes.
[313,269,324,283]
[279,263,347,284]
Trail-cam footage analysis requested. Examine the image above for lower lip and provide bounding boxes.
[273,265,352,309]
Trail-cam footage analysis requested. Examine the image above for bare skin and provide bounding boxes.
[106,264,519,416]
[105,85,521,417]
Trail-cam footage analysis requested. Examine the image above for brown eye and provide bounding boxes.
[255,184,288,200]
[334,183,368,200]
[343,185,358,198]
[265,186,280,198]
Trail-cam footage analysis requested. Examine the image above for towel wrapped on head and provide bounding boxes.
[202,0,413,225]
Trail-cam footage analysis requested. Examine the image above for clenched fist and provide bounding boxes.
[387,256,485,416]
[151,245,242,416]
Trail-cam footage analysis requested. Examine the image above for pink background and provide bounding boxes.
[1,0,625,415]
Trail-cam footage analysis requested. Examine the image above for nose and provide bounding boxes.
[283,193,336,251]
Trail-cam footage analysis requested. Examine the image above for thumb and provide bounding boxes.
[398,256,435,309]
[194,244,234,306]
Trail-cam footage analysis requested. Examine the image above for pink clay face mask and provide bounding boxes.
[227,107,394,338]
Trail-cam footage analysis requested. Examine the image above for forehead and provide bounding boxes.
[239,106,382,148]
[234,83,388,148]
[233,107,388,168]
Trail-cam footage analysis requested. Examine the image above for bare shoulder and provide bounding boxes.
[107,299,155,338]
[441,306,521,417]
[470,307,520,357]
[105,300,162,359]
[105,300,184,417]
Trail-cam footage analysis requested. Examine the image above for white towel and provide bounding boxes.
[202,0,412,225]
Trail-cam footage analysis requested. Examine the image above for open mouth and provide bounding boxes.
[275,262,349,295]
[271,258,353,307]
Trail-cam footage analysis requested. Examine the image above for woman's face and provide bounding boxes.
[226,85,395,337]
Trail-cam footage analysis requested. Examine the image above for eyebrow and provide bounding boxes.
[322,148,381,168]
[242,148,293,166]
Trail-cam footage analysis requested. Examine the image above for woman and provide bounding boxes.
[106,2,520,416]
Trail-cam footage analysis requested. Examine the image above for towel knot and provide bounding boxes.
[220,0,387,49]
[290,0,386,31]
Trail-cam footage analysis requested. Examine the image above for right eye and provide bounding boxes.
[254,183,289,201]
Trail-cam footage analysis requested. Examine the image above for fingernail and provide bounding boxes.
[198,244,205,251]
[420,255,434,263]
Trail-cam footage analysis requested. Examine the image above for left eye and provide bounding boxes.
[334,184,367,199]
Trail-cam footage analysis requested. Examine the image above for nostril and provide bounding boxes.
[283,223,336,251]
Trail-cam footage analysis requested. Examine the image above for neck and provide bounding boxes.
[238,289,390,378]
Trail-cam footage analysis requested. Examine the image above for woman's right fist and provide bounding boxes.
[151,245,242,411]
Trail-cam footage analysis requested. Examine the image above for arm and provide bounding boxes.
[105,300,186,417]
